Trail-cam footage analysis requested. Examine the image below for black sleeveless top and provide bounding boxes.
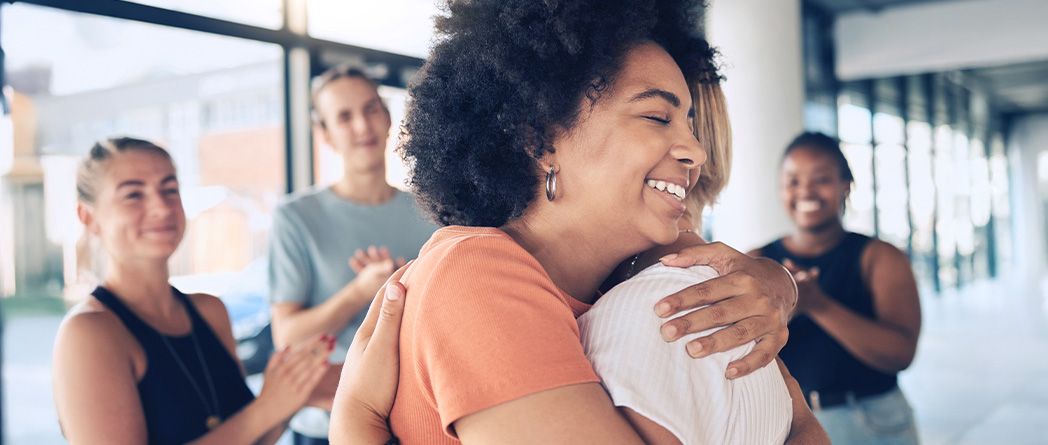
[92,286,255,444]
[760,233,897,399]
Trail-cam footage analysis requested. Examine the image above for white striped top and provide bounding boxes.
[578,264,793,445]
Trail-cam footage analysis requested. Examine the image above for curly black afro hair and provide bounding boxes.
[402,0,715,227]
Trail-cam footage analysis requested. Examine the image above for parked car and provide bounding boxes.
[221,257,273,376]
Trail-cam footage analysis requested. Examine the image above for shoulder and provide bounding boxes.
[861,238,910,267]
[188,292,230,322]
[406,228,576,326]
[417,229,551,291]
[186,293,233,336]
[55,300,136,369]
[586,264,718,323]
[860,238,913,280]
[274,187,327,219]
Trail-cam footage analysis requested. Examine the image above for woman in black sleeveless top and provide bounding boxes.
[751,132,922,444]
[53,138,335,444]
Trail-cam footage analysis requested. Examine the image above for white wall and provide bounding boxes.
[705,0,803,250]
[835,0,1048,80]
[1007,113,1048,284]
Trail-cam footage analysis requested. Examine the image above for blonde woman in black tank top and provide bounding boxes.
[53,138,337,444]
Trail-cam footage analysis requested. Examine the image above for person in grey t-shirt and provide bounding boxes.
[266,65,437,443]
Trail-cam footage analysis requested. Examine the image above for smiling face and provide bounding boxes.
[547,41,705,248]
[314,76,392,174]
[779,146,851,231]
[79,150,186,263]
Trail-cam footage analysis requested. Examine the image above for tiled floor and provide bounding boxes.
[899,276,1048,445]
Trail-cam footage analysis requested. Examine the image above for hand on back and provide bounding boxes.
[655,242,797,379]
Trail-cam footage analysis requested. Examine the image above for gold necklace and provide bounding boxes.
[159,324,222,430]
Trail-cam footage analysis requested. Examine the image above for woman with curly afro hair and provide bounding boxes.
[329,0,828,443]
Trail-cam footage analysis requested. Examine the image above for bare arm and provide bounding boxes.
[53,313,150,444]
[800,241,921,373]
[189,294,334,445]
[778,358,830,445]
[455,383,645,445]
[270,281,374,350]
[271,250,400,349]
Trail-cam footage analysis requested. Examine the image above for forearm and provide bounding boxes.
[272,282,372,349]
[186,399,285,445]
[329,403,394,444]
[806,298,917,373]
[778,358,828,445]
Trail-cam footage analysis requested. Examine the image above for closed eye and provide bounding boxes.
[645,116,670,124]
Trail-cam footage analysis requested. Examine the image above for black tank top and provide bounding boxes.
[92,286,255,444]
[760,233,897,398]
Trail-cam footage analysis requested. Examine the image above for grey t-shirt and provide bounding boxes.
[267,187,438,352]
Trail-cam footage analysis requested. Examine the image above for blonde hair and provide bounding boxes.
[76,137,174,204]
[685,80,732,226]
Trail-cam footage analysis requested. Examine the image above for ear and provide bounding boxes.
[77,202,99,236]
[315,122,334,150]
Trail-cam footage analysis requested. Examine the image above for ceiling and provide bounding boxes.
[808,0,1048,116]
[969,60,1048,115]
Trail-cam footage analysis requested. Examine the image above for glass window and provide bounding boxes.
[308,0,440,58]
[842,143,876,236]
[989,134,1011,271]
[2,5,285,442]
[839,102,873,145]
[126,0,283,29]
[933,124,957,287]
[873,112,908,248]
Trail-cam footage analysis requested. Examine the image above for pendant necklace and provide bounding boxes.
[159,323,222,430]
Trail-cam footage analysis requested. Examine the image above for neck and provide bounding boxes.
[502,217,637,304]
[331,166,395,205]
[604,218,705,291]
[786,219,847,256]
[102,257,178,317]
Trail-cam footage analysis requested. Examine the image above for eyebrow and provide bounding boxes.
[116,175,178,189]
[628,88,682,108]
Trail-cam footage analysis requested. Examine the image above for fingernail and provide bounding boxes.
[726,367,739,378]
[659,253,678,262]
[655,302,673,317]
[387,284,403,301]
[660,324,678,341]
[686,341,703,357]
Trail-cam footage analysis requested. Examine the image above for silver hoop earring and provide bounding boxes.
[545,166,557,201]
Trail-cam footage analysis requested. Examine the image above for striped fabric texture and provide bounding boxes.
[579,264,793,445]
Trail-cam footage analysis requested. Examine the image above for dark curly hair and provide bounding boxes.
[401,0,715,227]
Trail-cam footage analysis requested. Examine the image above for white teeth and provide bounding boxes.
[646,179,685,200]
[796,200,821,212]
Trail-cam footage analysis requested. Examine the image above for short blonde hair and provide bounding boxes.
[685,79,732,225]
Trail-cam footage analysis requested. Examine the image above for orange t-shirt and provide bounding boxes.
[389,226,600,444]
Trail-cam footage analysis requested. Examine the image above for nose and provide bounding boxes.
[351,113,374,139]
[146,190,175,218]
[671,124,707,171]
